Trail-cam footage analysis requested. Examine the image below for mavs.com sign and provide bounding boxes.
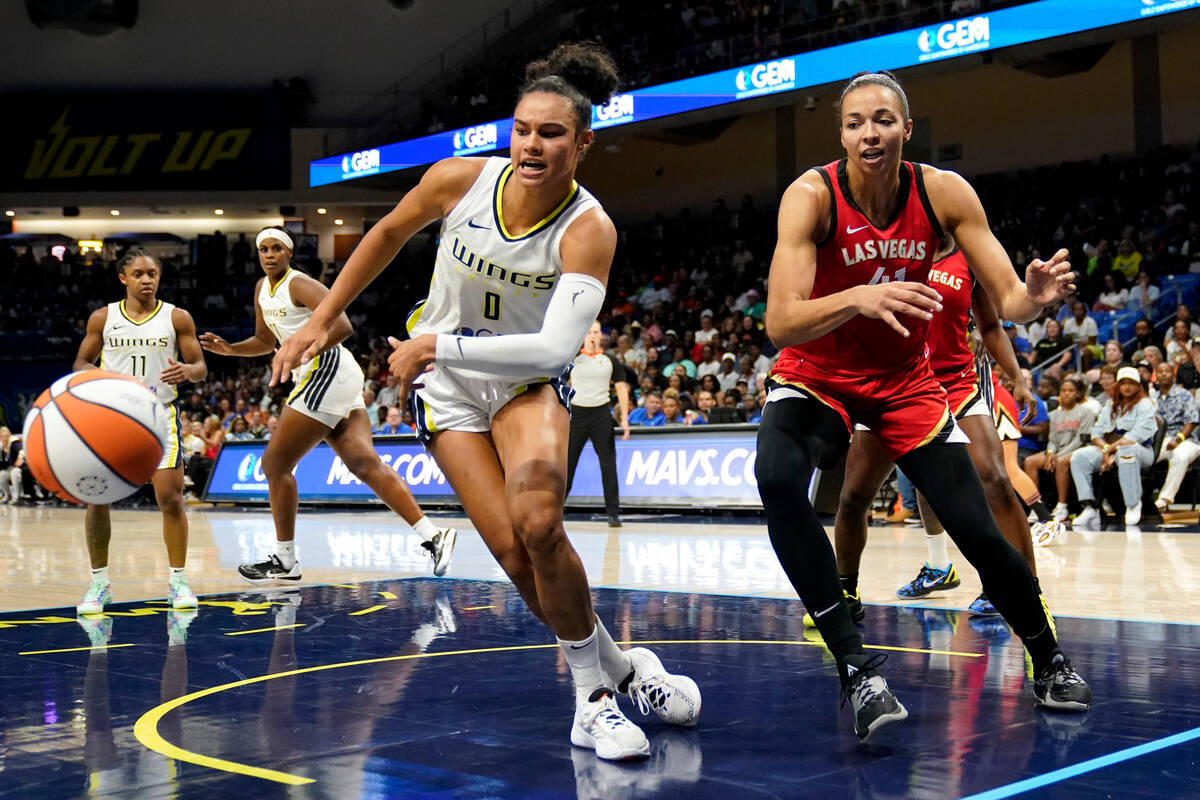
[205,431,763,507]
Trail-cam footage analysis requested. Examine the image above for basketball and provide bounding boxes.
[21,370,166,505]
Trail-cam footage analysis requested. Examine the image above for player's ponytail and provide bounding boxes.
[519,41,619,131]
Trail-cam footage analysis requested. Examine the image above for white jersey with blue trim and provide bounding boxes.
[100,299,179,404]
[409,157,601,375]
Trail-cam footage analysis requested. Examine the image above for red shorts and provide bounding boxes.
[768,359,956,461]
[940,369,985,420]
[992,381,1022,441]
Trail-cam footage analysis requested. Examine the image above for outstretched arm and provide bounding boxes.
[200,278,276,358]
[931,168,1074,323]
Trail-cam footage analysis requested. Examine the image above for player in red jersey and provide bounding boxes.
[830,241,1052,627]
[756,70,1090,742]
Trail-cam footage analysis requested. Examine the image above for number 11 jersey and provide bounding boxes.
[100,299,179,404]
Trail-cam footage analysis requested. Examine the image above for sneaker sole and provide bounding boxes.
[171,597,199,610]
[239,573,302,585]
[1036,696,1090,713]
[433,529,457,577]
[570,724,650,760]
[857,702,909,742]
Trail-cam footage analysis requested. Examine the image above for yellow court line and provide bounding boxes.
[621,639,986,659]
[20,643,136,656]
[378,591,398,600]
[134,638,985,786]
[225,624,305,637]
[463,605,494,611]
[348,605,387,616]
[331,584,359,589]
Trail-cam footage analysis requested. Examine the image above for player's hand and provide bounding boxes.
[386,334,436,406]
[160,358,188,385]
[1025,249,1075,306]
[1013,379,1037,423]
[272,320,330,386]
[855,282,943,338]
[199,332,234,356]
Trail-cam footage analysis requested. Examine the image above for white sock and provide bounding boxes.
[90,566,109,583]
[594,616,633,689]
[926,532,950,570]
[412,516,438,541]
[276,540,296,569]
[558,626,606,705]
[169,566,186,580]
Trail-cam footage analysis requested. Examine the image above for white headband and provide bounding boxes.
[256,228,294,250]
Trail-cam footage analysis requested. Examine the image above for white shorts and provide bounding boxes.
[957,393,992,419]
[158,402,183,470]
[286,345,366,429]
[409,363,572,445]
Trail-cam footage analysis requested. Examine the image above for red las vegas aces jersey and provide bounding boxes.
[925,248,976,384]
[773,159,944,379]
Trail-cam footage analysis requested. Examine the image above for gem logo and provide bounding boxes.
[918,16,990,61]
[594,94,634,125]
[734,59,796,98]
[237,453,266,482]
[453,124,499,154]
[344,149,380,174]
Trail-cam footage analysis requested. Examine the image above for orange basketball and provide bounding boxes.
[21,370,166,505]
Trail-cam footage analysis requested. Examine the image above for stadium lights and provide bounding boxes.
[4,210,14,217]
[334,218,344,225]
[316,207,327,214]
[214,208,224,216]
[109,209,120,216]
[78,240,103,254]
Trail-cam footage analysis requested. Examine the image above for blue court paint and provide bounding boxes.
[959,727,1200,800]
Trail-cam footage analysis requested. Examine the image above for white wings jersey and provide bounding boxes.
[259,269,311,346]
[100,299,179,403]
[408,157,601,352]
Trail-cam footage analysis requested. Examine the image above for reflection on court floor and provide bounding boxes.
[1,577,1198,798]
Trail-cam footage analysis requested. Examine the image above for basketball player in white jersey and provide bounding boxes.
[199,228,457,583]
[72,250,207,615]
[273,43,701,761]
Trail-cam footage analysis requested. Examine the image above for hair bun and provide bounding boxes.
[527,41,619,106]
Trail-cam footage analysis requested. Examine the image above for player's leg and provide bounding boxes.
[897,442,1091,710]
[756,396,906,740]
[829,431,893,620]
[240,406,330,583]
[79,503,114,615]
[152,464,197,609]
[326,409,456,575]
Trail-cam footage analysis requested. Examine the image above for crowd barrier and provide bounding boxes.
[203,424,828,510]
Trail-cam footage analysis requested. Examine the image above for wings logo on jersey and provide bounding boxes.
[448,236,557,291]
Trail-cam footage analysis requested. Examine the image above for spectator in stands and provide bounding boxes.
[1086,340,1130,385]
[362,388,380,426]
[1165,319,1194,365]
[1128,272,1160,313]
[1153,362,1200,511]
[1111,238,1143,282]
[1177,341,1200,391]
[639,276,672,309]
[628,391,665,426]
[663,345,696,380]
[1034,318,1075,378]
[740,390,761,422]
[1037,374,1062,412]
[661,390,687,425]
[227,417,254,442]
[1175,304,1200,339]
[266,414,279,437]
[1004,321,1033,369]
[695,310,718,347]
[716,352,739,392]
[202,416,224,460]
[375,406,413,435]
[1124,317,1158,361]
[695,344,721,378]
[1063,300,1100,369]
[737,354,760,394]
[690,390,717,424]
[377,374,401,409]
[216,397,236,430]
[0,427,21,504]
[1093,272,1129,311]
[1022,377,1095,518]
[1070,367,1157,528]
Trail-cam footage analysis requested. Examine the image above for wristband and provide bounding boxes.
[1178,432,1187,442]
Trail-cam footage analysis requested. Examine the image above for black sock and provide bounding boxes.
[839,573,859,596]
[1031,500,1052,522]
[1081,498,1095,508]
[1021,626,1059,674]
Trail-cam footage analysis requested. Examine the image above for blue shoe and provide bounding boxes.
[967,591,1000,617]
[968,615,1011,640]
[896,563,960,598]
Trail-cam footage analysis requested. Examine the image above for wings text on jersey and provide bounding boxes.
[449,236,557,291]
[106,336,171,348]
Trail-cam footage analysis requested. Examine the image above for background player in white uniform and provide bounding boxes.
[200,228,456,583]
[273,43,701,762]
[72,250,207,614]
